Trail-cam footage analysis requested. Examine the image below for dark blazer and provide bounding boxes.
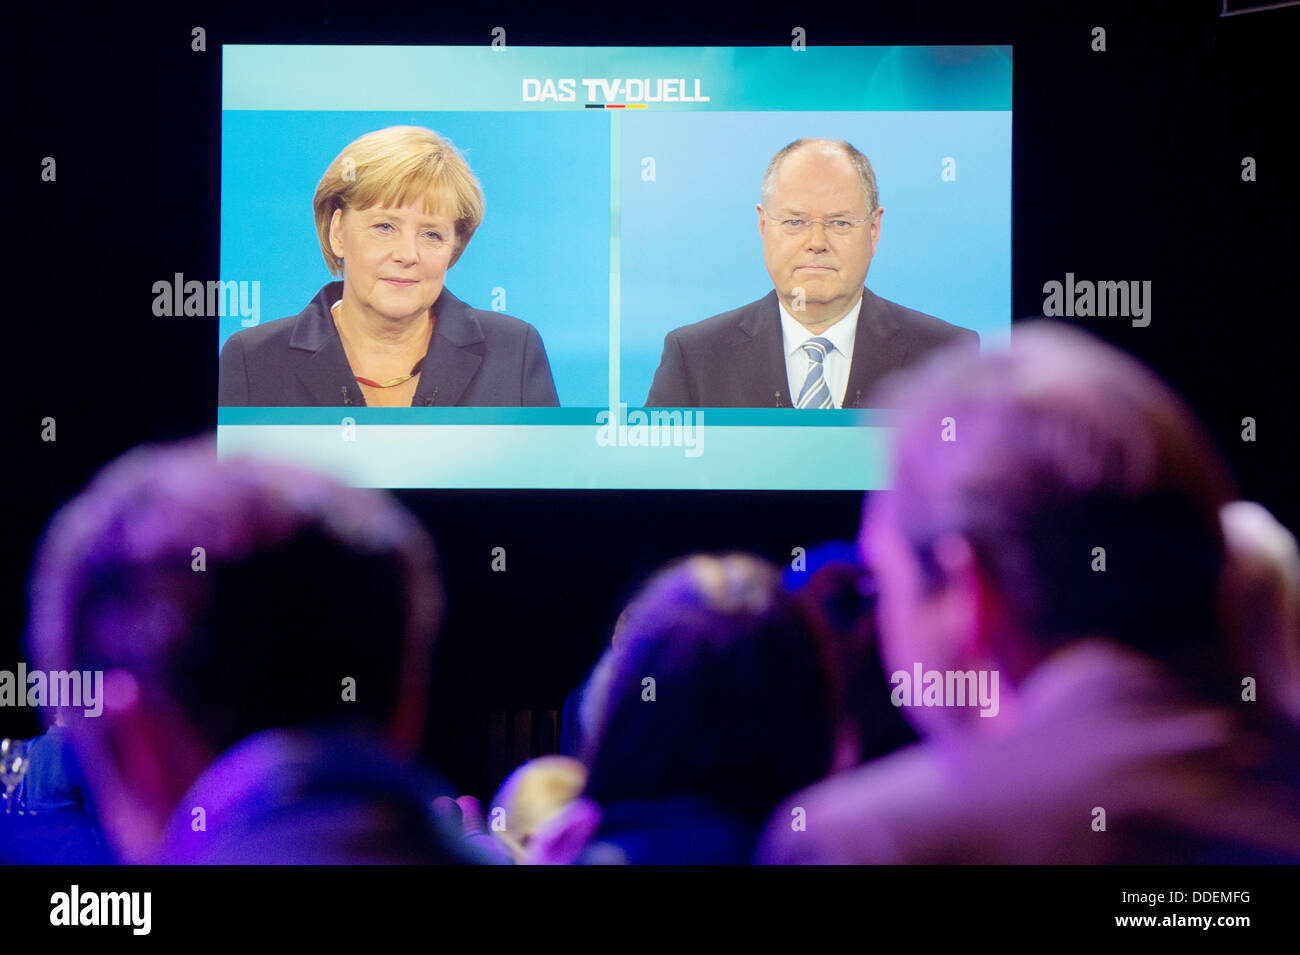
[645,288,978,408]
[219,281,560,407]
[578,796,764,865]
[152,727,488,864]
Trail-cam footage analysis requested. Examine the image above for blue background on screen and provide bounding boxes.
[220,110,611,407]
[618,111,1012,406]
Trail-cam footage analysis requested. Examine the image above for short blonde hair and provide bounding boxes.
[313,126,485,274]
[491,756,588,862]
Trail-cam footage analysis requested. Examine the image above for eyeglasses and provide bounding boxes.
[766,214,873,236]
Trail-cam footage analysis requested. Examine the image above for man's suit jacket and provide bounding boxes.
[152,727,488,864]
[645,288,978,408]
[758,640,1300,864]
[219,281,560,407]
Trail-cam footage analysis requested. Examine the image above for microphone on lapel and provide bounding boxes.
[421,386,439,407]
[774,389,785,408]
[341,386,353,407]
[848,388,862,409]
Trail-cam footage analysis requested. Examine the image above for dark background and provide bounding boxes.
[4,0,1296,800]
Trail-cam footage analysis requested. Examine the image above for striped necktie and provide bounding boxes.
[796,337,835,408]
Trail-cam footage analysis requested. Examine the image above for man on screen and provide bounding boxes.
[645,138,977,409]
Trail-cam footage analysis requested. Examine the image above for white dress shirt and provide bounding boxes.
[778,294,862,408]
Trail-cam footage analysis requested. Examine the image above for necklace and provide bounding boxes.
[353,364,423,388]
[332,300,430,388]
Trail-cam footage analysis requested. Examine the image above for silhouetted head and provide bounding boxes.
[580,553,840,824]
[26,435,442,860]
[861,322,1236,735]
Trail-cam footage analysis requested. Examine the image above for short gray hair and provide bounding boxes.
[761,138,879,214]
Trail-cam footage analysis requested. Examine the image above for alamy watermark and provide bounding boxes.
[1042,273,1151,327]
[50,885,151,935]
[0,664,103,717]
[596,403,704,457]
[152,272,261,326]
[890,663,999,717]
